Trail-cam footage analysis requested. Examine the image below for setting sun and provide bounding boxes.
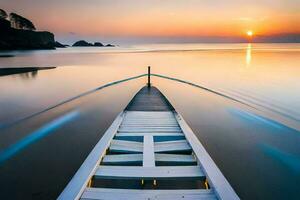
[247,31,253,37]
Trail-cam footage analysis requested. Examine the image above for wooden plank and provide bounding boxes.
[125,115,175,121]
[114,134,186,142]
[125,111,175,115]
[122,121,177,124]
[116,132,184,137]
[102,154,143,165]
[143,135,155,167]
[94,166,205,180]
[123,117,176,120]
[155,153,197,164]
[57,112,124,200]
[118,129,182,133]
[121,123,178,126]
[125,111,174,114]
[109,140,143,153]
[81,188,217,200]
[124,116,175,118]
[118,128,182,133]
[155,140,192,153]
[119,127,180,130]
[121,122,177,125]
[175,113,240,200]
[123,117,175,120]
[124,115,175,117]
[120,125,179,128]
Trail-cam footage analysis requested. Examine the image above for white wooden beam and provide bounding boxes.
[143,135,155,167]
[81,188,217,200]
[94,166,205,180]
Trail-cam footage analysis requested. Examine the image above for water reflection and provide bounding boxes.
[19,71,38,79]
[246,43,252,66]
[259,143,300,174]
[0,110,80,164]
[0,44,299,200]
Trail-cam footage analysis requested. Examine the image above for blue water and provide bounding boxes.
[0,110,80,164]
[228,108,290,130]
[259,143,300,174]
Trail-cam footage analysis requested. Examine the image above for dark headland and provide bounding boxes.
[0,9,56,50]
[0,9,115,50]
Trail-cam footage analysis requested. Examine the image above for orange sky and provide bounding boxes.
[2,0,300,40]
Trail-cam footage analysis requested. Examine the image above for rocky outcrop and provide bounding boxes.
[105,44,115,47]
[72,40,93,47]
[55,41,68,48]
[0,9,55,50]
[94,42,104,47]
[72,40,114,47]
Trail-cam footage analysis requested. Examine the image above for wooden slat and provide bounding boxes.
[94,166,205,180]
[125,111,174,115]
[118,129,182,133]
[114,134,186,142]
[102,154,143,165]
[155,140,192,153]
[119,127,180,130]
[115,132,184,137]
[121,123,178,126]
[119,129,181,133]
[122,121,177,125]
[109,140,143,153]
[155,153,197,165]
[120,124,179,128]
[124,118,176,120]
[81,188,217,200]
[143,135,155,167]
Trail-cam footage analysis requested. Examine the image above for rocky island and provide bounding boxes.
[72,40,115,47]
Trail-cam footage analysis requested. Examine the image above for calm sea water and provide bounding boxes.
[0,43,299,199]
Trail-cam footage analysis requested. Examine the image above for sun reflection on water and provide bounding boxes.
[246,43,252,66]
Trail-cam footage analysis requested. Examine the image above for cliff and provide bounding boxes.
[0,10,55,50]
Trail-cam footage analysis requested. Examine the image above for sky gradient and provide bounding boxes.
[2,0,300,43]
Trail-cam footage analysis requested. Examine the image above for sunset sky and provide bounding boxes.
[2,0,300,43]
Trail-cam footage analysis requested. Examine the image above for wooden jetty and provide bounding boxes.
[58,80,239,199]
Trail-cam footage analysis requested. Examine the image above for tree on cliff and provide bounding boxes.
[9,13,36,31]
[0,9,8,19]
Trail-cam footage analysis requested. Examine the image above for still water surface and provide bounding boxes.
[0,43,299,199]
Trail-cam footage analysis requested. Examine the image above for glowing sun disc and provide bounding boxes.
[247,31,253,37]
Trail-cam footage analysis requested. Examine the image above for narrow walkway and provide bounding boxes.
[126,86,174,111]
[79,87,216,199]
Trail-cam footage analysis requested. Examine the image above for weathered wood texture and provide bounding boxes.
[126,86,174,111]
